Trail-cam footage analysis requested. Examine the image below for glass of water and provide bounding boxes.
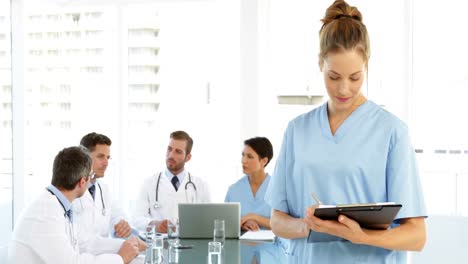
[213,219,225,246]
[145,225,156,264]
[208,241,222,264]
[146,224,156,242]
[168,217,180,245]
[152,235,164,264]
[168,237,180,264]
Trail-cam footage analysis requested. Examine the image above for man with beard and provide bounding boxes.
[133,130,211,232]
[8,146,139,264]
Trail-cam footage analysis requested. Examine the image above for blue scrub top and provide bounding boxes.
[226,174,288,263]
[265,100,426,264]
[225,174,271,219]
[240,241,287,264]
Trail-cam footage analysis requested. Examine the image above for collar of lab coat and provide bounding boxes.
[83,180,101,202]
[164,168,187,184]
[87,180,97,189]
[47,185,72,213]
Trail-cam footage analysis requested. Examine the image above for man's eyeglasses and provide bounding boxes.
[88,171,96,180]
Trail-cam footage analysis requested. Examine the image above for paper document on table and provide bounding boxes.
[240,230,275,241]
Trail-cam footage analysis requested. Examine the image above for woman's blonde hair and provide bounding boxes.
[319,0,370,69]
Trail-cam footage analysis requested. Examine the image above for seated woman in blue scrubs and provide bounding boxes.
[265,1,427,263]
[226,137,287,263]
[225,137,273,231]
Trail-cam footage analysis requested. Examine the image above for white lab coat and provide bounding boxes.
[72,181,126,255]
[133,170,211,231]
[8,189,123,264]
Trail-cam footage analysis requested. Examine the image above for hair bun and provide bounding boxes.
[335,14,360,21]
[318,0,370,69]
[321,0,363,25]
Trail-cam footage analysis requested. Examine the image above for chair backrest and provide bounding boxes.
[410,215,468,264]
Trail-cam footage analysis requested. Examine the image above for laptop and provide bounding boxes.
[178,203,241,239]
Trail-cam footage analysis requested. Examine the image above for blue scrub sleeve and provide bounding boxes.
[265,123,292,214]
[386,125,427,220]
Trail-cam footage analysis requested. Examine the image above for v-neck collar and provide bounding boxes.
[319,100,371,143]
[244,174,269,199]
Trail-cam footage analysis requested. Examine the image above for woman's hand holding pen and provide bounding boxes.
[304,205,368,245]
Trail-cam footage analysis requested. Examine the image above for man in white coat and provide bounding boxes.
[133,130,211,232]
[73,132,144,255]
[8,146,139,264]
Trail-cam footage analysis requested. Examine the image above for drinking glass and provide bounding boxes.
[168,238,180,264]
[152,235,164,264]
[144,225,156,264]
[208,241,222,264]
[213,219,225,246]
[146,224,156,242]
[168,217,180,245]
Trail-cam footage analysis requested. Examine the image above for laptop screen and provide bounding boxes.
[178,203,241,238]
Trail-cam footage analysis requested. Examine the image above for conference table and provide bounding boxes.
[134,237,287,264]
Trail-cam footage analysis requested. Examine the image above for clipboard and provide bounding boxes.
[308,202,402,243]
[314,202,402,229]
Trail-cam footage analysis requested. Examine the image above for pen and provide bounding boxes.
[311,193,322,205]
[174,245,194,249]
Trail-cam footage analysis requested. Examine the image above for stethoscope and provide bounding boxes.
[91,182,106,216]
[46,187,77,248]
[80,182,106,216]
[153,171,197,209]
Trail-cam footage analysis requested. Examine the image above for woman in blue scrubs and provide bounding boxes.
[265,1,427,263]
[225,137,273,231]
[226,137,287,263]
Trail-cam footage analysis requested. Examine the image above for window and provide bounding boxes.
[412,0,468,216]
[28,32,42,40]
[39,85,52,95]
[259,0,410,165]
[46,32,61,39]
[65,30,81,39]
[0,0,12,250]
[59,84,71,94]
[122,2,241,204]
[59,102,71,111]
[260,0,468,217]
[65,48,81,56]
[47,49,60,56]
[85,48,103,56]
[16,1,240,215]
[21,5,119,203]
[29,49,42,56]
[46,14,60,22]
[81,66,103,73]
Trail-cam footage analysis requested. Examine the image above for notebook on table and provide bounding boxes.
[178,203,241,239]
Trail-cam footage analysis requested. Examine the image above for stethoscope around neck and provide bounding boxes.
[46,186,77,248]
[153,171,197,209]
[95,183,107,216]
[81,182,106,216]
